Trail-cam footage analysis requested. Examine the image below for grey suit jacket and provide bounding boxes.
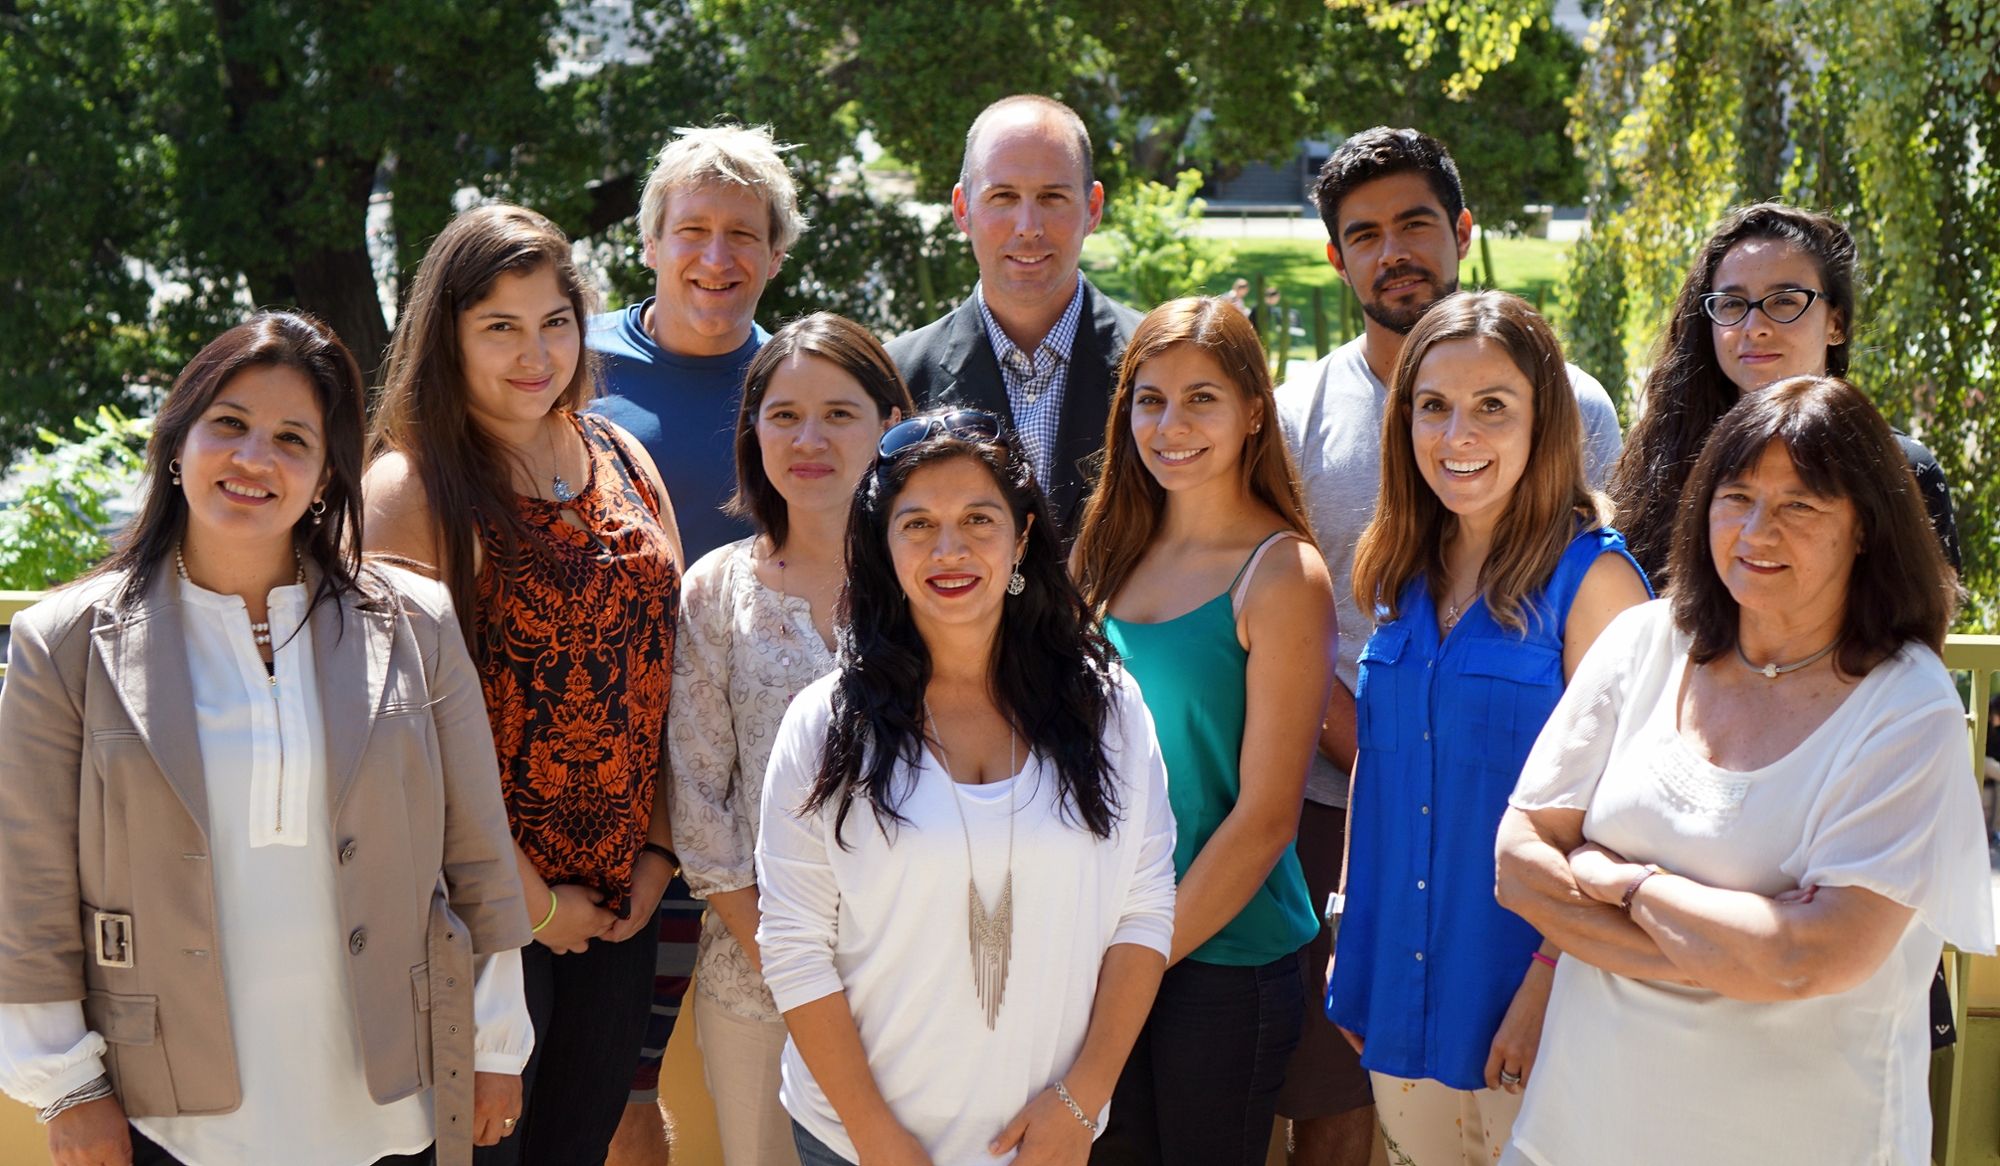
[0,563,529,1165]
[885,277,1144,537]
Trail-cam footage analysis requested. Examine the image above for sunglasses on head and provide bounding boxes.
[876,410,1003,461]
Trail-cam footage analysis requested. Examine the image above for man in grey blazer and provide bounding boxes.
[885,94,1143,539]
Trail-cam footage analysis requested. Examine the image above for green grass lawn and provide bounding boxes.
[1081,233,1575,357]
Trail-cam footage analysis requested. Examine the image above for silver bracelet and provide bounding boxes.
[1054,1079,1099,1134]
[37,1074,113,1123]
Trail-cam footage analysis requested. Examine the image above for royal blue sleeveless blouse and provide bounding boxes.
[1327,524,1646,1089]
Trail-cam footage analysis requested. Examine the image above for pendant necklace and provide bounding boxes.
[1737,637,1838,679]
[1441,580,1477,634]
[924,698,1017,1029]
[546,420,578,504]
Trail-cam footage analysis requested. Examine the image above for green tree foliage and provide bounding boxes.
[1306,11,1585,235]
[2,0,1586,470]
[0,2,203,468]
[1101,170,1232,309]
[0,407,149,589]
[699,0,1580,211]
[0,0,733,462]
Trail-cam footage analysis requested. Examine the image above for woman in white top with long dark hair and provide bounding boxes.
[0,313,533,1166]
[669,313,911,1165]
[756,410,1179,1166]
[1494,376,1993,1166]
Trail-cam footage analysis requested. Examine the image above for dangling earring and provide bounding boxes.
[1007,565,1026,596]
[170,458,183,486]
[309,499,327,526]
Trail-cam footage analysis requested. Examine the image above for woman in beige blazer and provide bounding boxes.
[0,313,534,1166]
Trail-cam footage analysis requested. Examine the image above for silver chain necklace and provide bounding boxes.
[1737,637,1838,679]
[924,698,1016,1030]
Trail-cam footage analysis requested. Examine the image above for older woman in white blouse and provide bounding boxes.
[668,314,910,1165]
[0,314,531,1166]
[1495,377,1993,1166]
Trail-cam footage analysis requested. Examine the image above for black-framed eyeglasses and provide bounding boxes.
[877,410,1003,461]
[1699,288,1823,327]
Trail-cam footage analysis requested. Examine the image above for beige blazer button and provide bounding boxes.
[349,928,367,954]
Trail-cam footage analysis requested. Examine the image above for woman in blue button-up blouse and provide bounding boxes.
[1328,291,1651,1165]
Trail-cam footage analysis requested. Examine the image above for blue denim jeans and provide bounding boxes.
[1088,953,1306,1166]
[792,1120,859,1166]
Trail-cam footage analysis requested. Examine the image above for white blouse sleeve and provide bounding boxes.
[1509,601,1662,812]
[471,948,534,1074]
[754,685,846,1014]
[0,1001,106,1109]
[669,556,754,901]
[1107,675,1177,958]
[1785,653,1996,954]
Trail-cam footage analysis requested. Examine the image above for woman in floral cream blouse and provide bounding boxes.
[669,314,911,1165]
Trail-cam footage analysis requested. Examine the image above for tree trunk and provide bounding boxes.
[288,244,391,385]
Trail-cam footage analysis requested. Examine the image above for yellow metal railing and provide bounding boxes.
[1939,637,2000,1166]
[0,591,41,681]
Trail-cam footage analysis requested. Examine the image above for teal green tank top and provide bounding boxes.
[1101,532,1320,967]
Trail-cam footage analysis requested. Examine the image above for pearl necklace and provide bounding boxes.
[176,546,306,647]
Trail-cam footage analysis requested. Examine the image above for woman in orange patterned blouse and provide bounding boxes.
[364,204,684,1166]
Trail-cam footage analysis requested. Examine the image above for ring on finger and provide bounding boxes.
[1498,1068,1523,1086]
[502,1117,517,1129]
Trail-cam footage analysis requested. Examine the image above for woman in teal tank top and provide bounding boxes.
[1072,298,1337,1166]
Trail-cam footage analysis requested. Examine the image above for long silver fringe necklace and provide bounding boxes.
[924,699,1016,1029]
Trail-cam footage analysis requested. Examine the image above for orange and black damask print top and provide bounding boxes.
[474,412,678,916]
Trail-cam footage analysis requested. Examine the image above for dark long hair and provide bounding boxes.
[1071,297,1316,615]
[367,204,597,645]
[1670,376,1955,677]
[1611,203,1857,585]
[726,312,914,548]
[808,417,1120,847]
[95,311,368,621]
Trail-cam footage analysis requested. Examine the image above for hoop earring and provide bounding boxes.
[170,458,182,486]
[309,499,327,526]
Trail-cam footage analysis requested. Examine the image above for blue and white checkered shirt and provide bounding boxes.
[975,281,1085,493]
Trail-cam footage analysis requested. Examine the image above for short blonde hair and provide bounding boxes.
[638,125,807,253]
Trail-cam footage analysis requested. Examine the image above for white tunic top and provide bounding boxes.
[1502,601,1994,1166]
[0,576,533,1166]
[756,670,1178,1165]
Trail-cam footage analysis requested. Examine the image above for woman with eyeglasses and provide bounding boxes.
[1610,203,1961,589]
[1070,299,1334,1166]
[756,409,1178,1166]
[666,314,910,1166]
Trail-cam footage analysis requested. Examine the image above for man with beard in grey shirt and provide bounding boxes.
[1271,127,1622,1166]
